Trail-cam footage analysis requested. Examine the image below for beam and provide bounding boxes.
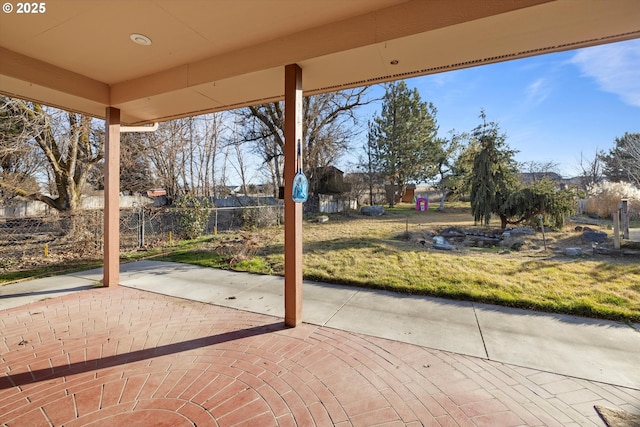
[283,64,303,327]
[103,107,121,287]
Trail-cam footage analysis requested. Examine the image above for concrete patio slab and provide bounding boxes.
[120,262,362,325]
[0,275,97,311]
[323,290,488,358]
[476,304,640,388]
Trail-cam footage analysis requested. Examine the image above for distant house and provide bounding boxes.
[401,184,417,203]
[519,172,581,190]
[147,189,168,206]
[311,166,351,194]
[305,166,356,214]
[147,189,166,197]
[520,172,563,185]
[384,183,417,205]
[342,172,386,205]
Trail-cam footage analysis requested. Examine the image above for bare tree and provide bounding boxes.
[142,113,229,201]
[199,114,224,197]
[434,131,466,210]
[0,98,44,203]
[522,160,561,181]
[0,98,103,211]
[226,111,251,195]
[143,120,185,201]
[577,150,605,192]
[230,142,249,195]
[120,133,156,195]
[355,130,381,205]
[238,88,372,197]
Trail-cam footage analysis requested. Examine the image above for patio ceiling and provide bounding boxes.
[1,0,640,125]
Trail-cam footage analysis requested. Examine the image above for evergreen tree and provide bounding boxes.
[601,132,640,186]
[501,178,575,229]
[368,81,439,206]
[469,111,519,228]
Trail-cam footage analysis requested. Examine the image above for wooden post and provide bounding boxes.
[621,199,629,240]
[104,107,120,286]
[613,211,621,250]
[284,64,303,327]
[538,215,547,251]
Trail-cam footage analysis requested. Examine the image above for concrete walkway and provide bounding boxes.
[1,260,639,426]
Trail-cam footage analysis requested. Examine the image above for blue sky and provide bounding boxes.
[348,38,640,179]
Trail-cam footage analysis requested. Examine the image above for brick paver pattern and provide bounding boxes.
[1,287,638,426]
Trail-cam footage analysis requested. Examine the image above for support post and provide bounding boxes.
[104,107,120,286]
[284,64,303,327]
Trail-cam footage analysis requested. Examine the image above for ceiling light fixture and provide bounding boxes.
[130,33,152,46]
[390,60,399,65]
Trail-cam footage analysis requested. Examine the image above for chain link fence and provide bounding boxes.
[0,205,283,272]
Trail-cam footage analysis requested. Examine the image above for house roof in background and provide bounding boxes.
[1,0,639,125]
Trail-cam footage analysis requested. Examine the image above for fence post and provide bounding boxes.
[621,199,629,240]
[135,205,145,248]
[95,211,101,251]
[613,210,621,249]
[538,215,547,251]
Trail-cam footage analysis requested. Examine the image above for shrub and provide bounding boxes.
[240,206,282,229]
[584,182,640,220]
[173,195,212,239]
[500,178,576,229]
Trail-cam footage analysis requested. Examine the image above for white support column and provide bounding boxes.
[284,64,303,327]
[104,107,120,286]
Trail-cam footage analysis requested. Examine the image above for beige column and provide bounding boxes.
[103,107,120,286]
[284,64,303,327]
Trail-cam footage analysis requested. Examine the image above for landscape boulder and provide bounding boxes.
[360,205,385,216]
[439,227,466,238]
[563,247,584,256]
[499,231,525,250]
[432,236,454,251]
[582,230,608,243]
[508,227,535,238]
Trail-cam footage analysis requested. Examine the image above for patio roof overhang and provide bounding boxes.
[1,0,639,125]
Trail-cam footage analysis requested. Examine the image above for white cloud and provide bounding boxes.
[569,39,640,107]
[525,78,550,106]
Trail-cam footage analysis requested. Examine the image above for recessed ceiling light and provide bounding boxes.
[390,60,399,65]
[130,33,152,46]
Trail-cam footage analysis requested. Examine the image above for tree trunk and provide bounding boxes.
[500,214,508,230]
[438,187,446,211]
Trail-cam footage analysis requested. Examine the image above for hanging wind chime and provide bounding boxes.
[292,139,308,203]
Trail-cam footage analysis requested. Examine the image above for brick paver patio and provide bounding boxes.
[1,286,638,426]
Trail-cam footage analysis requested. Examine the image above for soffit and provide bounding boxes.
[1,0,639,124]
